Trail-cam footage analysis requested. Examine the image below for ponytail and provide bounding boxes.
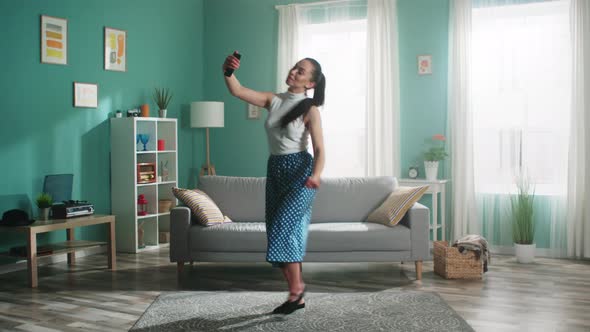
[280,58,326,129]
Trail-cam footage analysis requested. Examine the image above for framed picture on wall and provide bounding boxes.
[104,27,126,72]
[73,82,98,108]
[41,15,68,65]
[418,55,432,75]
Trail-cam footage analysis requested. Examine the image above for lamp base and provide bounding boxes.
[199,164,216,176]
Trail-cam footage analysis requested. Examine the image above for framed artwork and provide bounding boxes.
[73,82,98,108]
[104,27,126,72]
[41,15,67,65]
[418,55,432,75]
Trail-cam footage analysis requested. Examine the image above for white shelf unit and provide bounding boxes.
[110,117,178,253]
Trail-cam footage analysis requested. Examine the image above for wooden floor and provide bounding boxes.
[0,247,588,332]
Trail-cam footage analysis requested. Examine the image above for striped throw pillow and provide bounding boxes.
[172,187,232,226]
[365,186,429,227]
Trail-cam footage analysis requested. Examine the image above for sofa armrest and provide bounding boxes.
[170,206,192,263]
[399,202,430,260]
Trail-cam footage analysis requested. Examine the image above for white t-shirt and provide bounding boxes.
[265,92,309,155]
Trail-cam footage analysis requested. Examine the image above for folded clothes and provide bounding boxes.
[453,234,490,272]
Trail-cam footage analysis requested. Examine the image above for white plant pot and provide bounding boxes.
[158,109,167,118]
[515,243,535,263]
[424,161,439,181]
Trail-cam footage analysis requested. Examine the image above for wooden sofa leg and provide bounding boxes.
[415,261,422,280]
[177,262,184,273]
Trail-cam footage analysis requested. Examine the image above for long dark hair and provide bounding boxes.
[280,58,326,129]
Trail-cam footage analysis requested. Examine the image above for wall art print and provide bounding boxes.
[41,15,67,65]
[104,27,126,72]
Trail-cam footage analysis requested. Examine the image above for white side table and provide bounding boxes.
[398,179,449,242]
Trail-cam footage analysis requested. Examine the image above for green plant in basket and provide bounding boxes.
[153,87,173,110]
[36,192,53,208]
[510,174,535,245]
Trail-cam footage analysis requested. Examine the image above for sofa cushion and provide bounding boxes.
[172,187,231,226]
[190,222,266,252]
[198,176,399,223]
[188,221,410,252]
[307,222,410,251]
[198,176,265,222]
[311,177,398,223]
[366,186,429,227]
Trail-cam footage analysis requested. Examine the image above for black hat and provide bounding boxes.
[0,209,35,226]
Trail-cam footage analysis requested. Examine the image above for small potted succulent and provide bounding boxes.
[153,87,173,118]
[36,192,53,220]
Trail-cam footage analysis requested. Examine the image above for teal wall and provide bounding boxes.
[0,0,205,257]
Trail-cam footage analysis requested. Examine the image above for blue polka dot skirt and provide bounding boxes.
[266,151,317,267]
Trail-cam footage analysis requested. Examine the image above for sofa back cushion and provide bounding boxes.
[199,176,398,223]
[199,176,265,222]
[311,177,398,223]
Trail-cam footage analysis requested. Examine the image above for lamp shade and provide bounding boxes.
[190,101,224,128]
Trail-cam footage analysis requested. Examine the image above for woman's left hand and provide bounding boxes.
[305,176,320,189]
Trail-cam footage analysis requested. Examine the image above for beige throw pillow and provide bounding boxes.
[365,186,429,227]
[172,187,231,226]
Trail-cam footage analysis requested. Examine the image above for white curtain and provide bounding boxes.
[276,5,300,93]
[471,0,572,256]
[366,0,400,177]
[567,0,590,258]
[276,1,400,178]
[447,0,479,241]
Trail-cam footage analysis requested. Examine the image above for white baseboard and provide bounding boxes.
[0,246,107,275]
[489,245,568,259]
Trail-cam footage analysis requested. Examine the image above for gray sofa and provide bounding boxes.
[170,176,430,279]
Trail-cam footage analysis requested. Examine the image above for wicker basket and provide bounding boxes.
[434,241,483,279]
[158,199,173,213]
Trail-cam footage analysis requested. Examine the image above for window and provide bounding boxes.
[298,19,367,177]
[471,0,571,195]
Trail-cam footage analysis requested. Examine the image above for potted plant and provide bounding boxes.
[423,134,448,181]
[36,192,53,220]
[153,87,173,118]
[510,174,535,263]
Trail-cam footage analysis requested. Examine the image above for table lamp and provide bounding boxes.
[190,101,224,176]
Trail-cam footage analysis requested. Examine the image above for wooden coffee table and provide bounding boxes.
[0,214,116,288]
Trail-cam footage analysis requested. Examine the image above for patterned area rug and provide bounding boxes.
[130,290,474,332]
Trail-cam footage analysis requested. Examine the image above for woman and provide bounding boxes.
[223,52,326,314]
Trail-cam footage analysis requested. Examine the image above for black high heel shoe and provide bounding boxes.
[272,287,306,315]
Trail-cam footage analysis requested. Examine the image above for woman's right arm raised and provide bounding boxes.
[223,53,274,109]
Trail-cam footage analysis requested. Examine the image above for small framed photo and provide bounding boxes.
[41,15,67,65]
[418,55,432,75]
[104,27,126,72]
[73,82,98,108]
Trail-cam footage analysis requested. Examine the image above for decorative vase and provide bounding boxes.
[158,109,167,118]
[140,104,149,117]
[38,207,49,221]
[138,221,146,249]
[515,243,535,263]
[424,161,439,181]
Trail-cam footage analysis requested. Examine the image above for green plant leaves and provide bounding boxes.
[153,87,173,110]
[510,177,535,244]
[36,192,53,208]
